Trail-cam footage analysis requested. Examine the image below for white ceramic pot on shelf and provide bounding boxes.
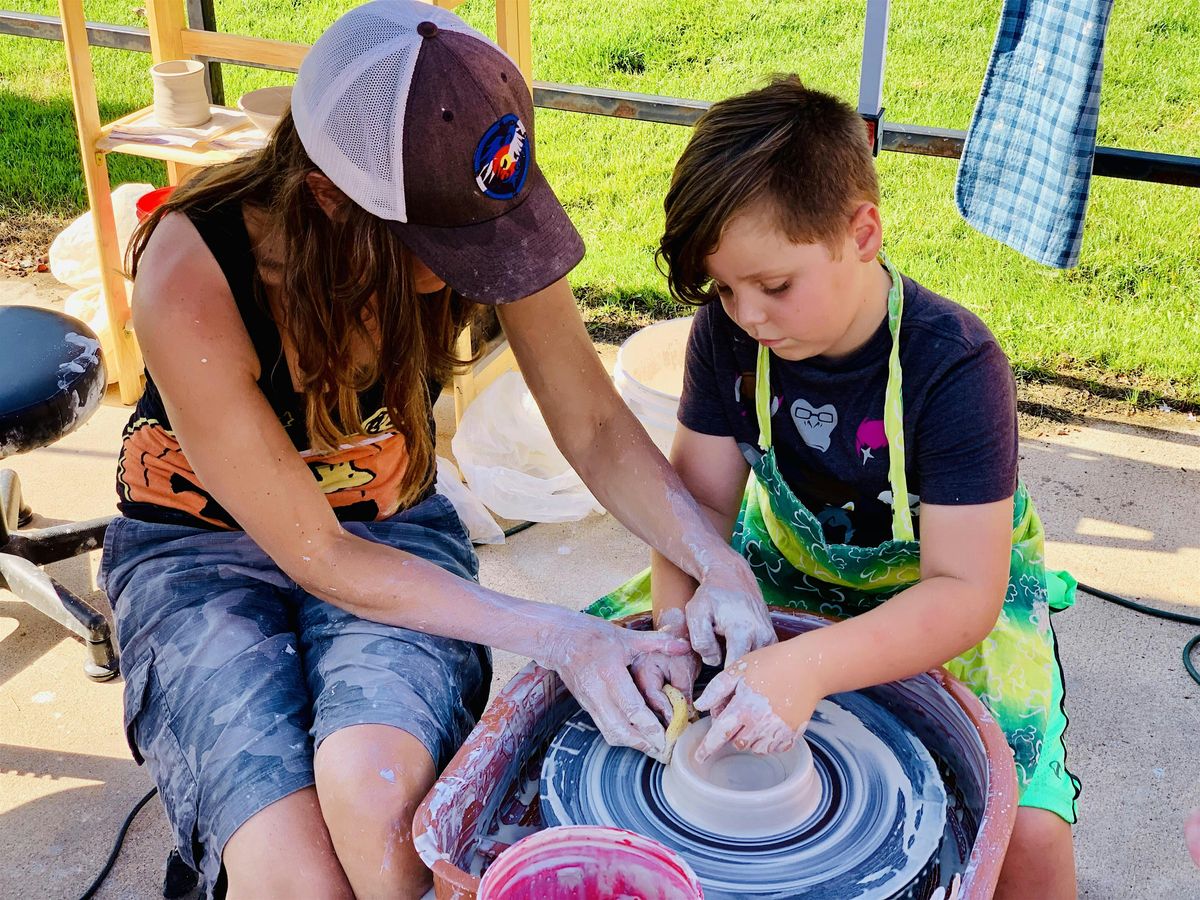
[150,60,211,128]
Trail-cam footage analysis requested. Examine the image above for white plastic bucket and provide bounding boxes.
[613,316,693,455]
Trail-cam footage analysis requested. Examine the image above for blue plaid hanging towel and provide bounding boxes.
[955,0,1115,268]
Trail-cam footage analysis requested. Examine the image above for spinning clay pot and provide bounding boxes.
[661,717,821,838]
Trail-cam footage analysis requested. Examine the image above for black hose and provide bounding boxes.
[501,520,537,539]
[77,786,158,900]
[1077,581,1200,687]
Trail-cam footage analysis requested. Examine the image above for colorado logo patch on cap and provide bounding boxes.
[474,114,529,200]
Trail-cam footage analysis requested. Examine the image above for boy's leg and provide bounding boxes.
[997,629,1079,899]
[996,807,1077,900]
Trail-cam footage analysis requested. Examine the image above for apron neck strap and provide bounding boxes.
[753,253,915,542]
[880,254,914,542]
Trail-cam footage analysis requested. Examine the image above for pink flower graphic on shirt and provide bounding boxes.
[855,419,888,464]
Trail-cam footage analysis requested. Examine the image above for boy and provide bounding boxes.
[610,76,1079,898]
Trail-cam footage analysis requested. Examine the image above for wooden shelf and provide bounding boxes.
[95,103,267,165]
[59,0,532,411]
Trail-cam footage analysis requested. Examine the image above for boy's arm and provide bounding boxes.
[695,497,1012,760]
[651,425,753,623]
[634,425,758,719]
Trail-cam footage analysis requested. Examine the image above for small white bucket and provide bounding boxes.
[613,316,693,456]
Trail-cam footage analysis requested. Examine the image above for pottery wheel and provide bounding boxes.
[540,691,948,900]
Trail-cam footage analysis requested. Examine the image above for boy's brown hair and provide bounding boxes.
[659,75,880,305]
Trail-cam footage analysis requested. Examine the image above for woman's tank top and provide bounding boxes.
[115,200,439,530]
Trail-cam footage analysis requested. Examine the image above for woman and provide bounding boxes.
[103,2,772,897]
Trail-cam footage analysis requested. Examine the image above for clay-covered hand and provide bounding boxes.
[543,619,693,761]
[631,607,701,724]
[692,648,822,763]
[685,552,776,668]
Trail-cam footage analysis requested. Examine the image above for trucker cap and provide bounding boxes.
[292,0,584,303]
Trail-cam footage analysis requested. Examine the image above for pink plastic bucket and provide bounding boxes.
[477,825,703,900]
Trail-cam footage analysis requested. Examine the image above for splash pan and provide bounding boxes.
[414,610,1016,899]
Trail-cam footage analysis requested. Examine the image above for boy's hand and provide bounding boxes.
[632,607,701,724]
[686,552,776,667]
[692,643,826,763]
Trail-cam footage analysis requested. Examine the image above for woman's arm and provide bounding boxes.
[130,214,690,758]
[633,425,754,718]
[498,280,774,666]
[694,498,1013,760]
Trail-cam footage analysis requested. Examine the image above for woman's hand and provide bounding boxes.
[692,642,826,763]
[540,618,693,761]
[686,551,776,668]
[631,607,701,724]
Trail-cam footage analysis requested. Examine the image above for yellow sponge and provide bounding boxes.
[662,684,696,764]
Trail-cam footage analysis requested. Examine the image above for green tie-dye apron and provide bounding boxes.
[590,257,1080,813]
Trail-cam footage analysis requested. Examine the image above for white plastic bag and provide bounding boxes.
[49,183,154,383]
[450,371,605,523]
[49,182,154,289]
[435,456,505,545]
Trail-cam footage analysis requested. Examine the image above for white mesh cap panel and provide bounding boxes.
[292,1,493,222]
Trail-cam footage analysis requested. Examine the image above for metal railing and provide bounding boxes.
[2,9,1198,187]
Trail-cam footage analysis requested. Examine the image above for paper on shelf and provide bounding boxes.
[108,107,254,148]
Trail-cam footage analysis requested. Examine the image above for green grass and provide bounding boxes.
[2,0,1199,401]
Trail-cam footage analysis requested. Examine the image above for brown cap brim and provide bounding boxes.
[388,165,585,305]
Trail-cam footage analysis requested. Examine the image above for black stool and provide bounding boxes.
[0,305,118,680]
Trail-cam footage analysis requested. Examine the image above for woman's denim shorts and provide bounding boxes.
[99,493,491,897]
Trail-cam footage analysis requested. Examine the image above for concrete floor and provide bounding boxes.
[2,277,1198,898]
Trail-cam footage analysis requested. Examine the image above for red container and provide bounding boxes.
[136,185,176,220]
[478,826,703,900]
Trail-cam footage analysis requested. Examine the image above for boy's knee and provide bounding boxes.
[223,788,352,899]
[1012,805,1073,849]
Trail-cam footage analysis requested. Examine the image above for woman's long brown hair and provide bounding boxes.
[127,111,479,510]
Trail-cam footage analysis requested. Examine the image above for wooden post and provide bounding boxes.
[145,0,193,185]
[452,328,476,423]
[58,0,144,404]
[494,0,532,88]
[447,0,530,423]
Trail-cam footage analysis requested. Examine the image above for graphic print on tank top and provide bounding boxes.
[114,200,435,530]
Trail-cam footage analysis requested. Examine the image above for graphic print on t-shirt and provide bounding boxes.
[817,501,856,543]
[791,398,838,452]
[854,419,888,464]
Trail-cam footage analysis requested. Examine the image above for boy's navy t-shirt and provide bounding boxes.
[677,274,1018,547]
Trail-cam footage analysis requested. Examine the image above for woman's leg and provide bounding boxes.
[298,494,492,898]
[107,520,339,897]
[314,725,437,899]
[995,807,1077,900]
[223,787,352,899]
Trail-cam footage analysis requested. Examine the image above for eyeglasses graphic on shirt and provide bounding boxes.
[793,408,836,425]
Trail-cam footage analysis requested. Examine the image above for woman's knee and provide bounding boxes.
[314,724,437,843]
